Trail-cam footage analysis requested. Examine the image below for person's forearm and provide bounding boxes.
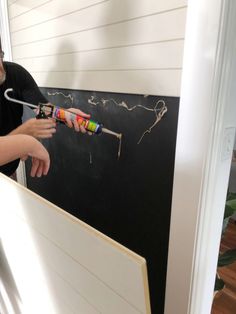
[8,124,25,135]
[0,134,38,165]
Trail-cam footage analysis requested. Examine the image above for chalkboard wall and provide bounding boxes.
[25,88,179,314]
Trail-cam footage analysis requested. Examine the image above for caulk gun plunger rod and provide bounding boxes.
[4,88,38,109]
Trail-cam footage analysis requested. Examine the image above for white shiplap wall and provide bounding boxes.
[8,0,187,96]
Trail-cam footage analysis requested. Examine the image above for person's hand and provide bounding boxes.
[10,118,56,139]
[65,108,92,134]
[30,156,50,177]
[21,138,50,177]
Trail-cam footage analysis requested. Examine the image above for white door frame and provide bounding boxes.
[165,0,236,313]
[0,0,12,60]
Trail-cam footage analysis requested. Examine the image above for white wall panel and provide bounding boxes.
[10,8,186,46]
[12,18,185,61]
[8,0,187,104]
[32,69,182,96]
[9,0,103,22]
[0,214,141,313]
[7,0,17,5]
[8,0,52,19]
[16,41,184,71]
[0,174,151,314]
[9,0,187,33]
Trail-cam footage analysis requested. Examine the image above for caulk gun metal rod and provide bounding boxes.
[4,88,38,109]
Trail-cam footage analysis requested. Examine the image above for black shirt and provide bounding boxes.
[0,61,47,176]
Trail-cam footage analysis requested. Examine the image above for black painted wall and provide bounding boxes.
[25,88,179,314]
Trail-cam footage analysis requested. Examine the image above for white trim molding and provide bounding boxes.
[0,0,12,60]
[165,0,236,313]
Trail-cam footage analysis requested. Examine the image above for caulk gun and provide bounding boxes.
[4,88,122,139]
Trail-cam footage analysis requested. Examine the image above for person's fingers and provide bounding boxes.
[30,157,39,177]
[31,159,48,177]
[65,118,73,128]
[25,118,56,138]
[37,128,56,138]
[79,125,86,133]
[63,110,73,128]
[35,161,43,177]
[73,121,80,132]
[67,108,91,132]
[42,158,50,175]
[35,118,56,127]
[33,120,56,138]
[38,117,55,123]
[68,107,91,119]
[71,119,84,132]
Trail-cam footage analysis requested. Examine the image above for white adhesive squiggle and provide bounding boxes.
[88,96,99,106]
[137,100,167,144]
[100,98,154,112]
[47,91,74,104]
[87,96,167,144]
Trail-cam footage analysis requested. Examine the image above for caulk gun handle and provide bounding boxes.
[36,104,48,119]
[36,104,64,124]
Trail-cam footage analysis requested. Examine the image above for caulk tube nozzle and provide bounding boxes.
[101,127,122,139]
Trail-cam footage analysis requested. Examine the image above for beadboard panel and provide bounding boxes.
[0,214,142,313]
[16,40,184,71]
[9,0,187,33]
[0,277,75,314]
[0,174,150,314]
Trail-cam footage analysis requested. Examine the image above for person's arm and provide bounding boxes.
[15,107,92,137]
[9,107,93,138]
[0,135,50,177]
[15,64,91,135]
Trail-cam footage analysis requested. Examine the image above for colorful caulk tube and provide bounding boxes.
[37,103,103,134]
[4,88,122,140]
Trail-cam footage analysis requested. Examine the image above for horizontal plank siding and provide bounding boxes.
[9,0,187,32]
[10,7,187,46]
[31,69,182,96]
[8,0,18,5]
[8,0,187,96]
[8,0,99,20]
[16,41,184,71]
[12,13,186,60]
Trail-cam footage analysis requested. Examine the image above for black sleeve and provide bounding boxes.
[15,63,48,106]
